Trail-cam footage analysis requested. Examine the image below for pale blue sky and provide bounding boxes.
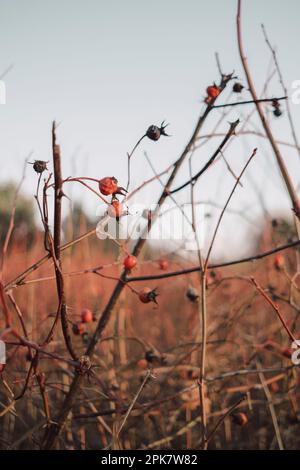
[0,0,299,257]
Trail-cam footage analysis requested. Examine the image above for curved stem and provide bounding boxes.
[237,0,300,220]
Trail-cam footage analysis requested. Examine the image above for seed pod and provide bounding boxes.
[273,108,282,117]
[72,322,86,335]
[145,350,155,362]
[81,308,93,324]
[99,177,118,195]
[99,177,127,196]
[146,121,169,141]
[139,287,158,304]
[232,412,248,426]
[144,350,162,365]
[274,254,284,271]
[76,355,91,375]
[232,82,244,93]
[158,259,168,270]
[32,160,48,174]
[186,286,199,303]
[26,352,32,362]
[206,85,220,99]
[137,359,148,370]
[272,100,282,117]
[123,255,137,270]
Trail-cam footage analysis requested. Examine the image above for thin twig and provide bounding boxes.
[212,96,287,109]
[204,148,257,270]
[127,239,300,282]
[51,122,77,360]
[251,277,297,342]
[257,361,284,450]
[261,24,300,161]
[170,120,239,195]
[237,0,300,220]
[201,394,246,448]
[117,369,152,439]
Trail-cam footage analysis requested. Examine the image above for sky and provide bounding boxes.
[0,0,299,259]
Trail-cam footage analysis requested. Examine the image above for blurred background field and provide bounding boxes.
[0,196,299,449]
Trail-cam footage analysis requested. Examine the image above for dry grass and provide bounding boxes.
[0,222,299,450]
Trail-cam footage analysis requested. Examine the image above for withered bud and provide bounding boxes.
[76,355,91,375]
[273,108,282,117]
[26,352,32,362]
[139,287,159,304]
[272,100,282,117]
[72,322,85,335]
[186,286,199,303]
[146,121,169,141]
[31,160,48,174]
[145,350,157,363]
[232,82,244,93]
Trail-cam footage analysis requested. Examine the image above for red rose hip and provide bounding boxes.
[206,85,220,99]
[138,287,158,304]
[123,255,137,270]
[81,308,93,324]
[99,177,118,196]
